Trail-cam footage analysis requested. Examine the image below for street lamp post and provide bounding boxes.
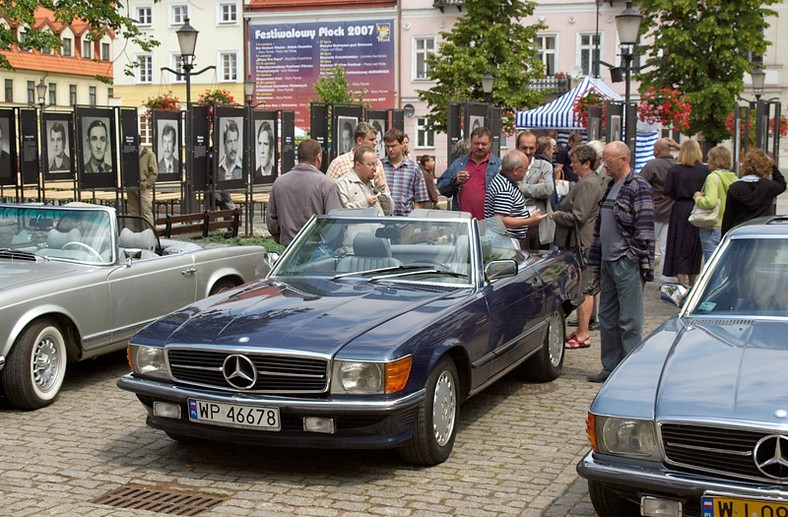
[481,73,494,104]
[751,66,767,150]
[162,17,214,214]
[615,0,642,153]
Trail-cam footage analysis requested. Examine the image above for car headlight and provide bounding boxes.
[330,356,412,395]
[128,344,170,381]
[590,414,662,461]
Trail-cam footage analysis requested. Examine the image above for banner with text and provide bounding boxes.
[249,20,395,131]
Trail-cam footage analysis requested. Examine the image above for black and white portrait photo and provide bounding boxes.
[0,115,12,183]
[369,119,386,158]
[82,117,112,174]
[45,120,72,174]
[217,116,243,181]
[255,119,275,178]
[157,121,180,176]
[336,116,357,155]
[469,115,485,134]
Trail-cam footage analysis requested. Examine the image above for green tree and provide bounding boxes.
[637,0,778,144]
[0,0,159,80]
[418,0,546,132]
[313,65,366,105]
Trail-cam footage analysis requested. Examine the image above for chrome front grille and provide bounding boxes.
[661,423,781,481]
[167,348,329,393]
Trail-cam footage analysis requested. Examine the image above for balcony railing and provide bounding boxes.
[434,0,464,12]
[527,76,571,94]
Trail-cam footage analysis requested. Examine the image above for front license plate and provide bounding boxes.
[701,495,788,517]
[188,399,280,431]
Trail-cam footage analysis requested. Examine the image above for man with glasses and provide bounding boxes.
[381,128,428,216]
[336,145,392,216]
[585,141,655,383]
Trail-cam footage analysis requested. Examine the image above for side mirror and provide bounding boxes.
[660,283,689,308]
[484,260,518,281]
[264,252,280,270]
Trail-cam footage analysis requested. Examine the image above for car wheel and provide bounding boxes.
[521,309,565,382]
[588,480,641,517]
[1,319,68,410]
[209,278,238,296]
[399,357,459,466]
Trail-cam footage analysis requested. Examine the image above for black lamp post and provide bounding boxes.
[615,0,642,149]
[481,73,494,103]
[244,77,255,106]
[751,66,766,102]
[35,78,47,108]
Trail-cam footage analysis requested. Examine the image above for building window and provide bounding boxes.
[69,84,77,105]
[578,33,601,77]
[416,117,435,149]
[169,53,185,82]
[413,36,436,80]
[5,79,12,102]
[136,6,152,26]
[101,42,110,61]
[535,34,557,76]
[139,113,152,146]
[171,5,188,26]
[62,37,72,56]
[137,54,153,83]
[48,83,56,105]
[82,39,92,59]
[108,87,114,99]
[18,30,30,51]
[219,52,237,81]
[89,86,96,107]
[218,2,238,23]
[27,81,35,104]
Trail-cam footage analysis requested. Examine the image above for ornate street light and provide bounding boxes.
[481,73,494,103]
[751,66,766,101]
[244,76,255,106]
[35,78,47,107]
[615,0,642,151]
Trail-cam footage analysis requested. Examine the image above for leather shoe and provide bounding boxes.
[587,371,609,383]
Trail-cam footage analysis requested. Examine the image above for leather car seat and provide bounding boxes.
[335,232,402,273]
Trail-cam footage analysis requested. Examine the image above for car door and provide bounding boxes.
[106,253,198,344]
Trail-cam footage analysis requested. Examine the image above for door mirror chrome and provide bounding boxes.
[484,260,518,281]
[660,283,689,308]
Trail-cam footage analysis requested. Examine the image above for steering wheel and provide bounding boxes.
[62,241,103,261]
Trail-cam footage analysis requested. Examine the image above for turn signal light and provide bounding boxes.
[385,356,412,394]
[587,412,599,452]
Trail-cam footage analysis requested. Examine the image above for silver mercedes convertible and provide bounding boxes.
[0,203,270,410]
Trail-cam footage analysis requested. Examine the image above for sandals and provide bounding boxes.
[565,332,591,349]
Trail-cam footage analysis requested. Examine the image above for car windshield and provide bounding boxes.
[271,216,475,286]
[693,237,788,317]
[0,205,114,265]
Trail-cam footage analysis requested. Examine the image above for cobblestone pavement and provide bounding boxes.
[0,278,678,517]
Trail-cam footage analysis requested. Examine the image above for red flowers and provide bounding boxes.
[725,111,788,145]
[143,91,181,121]
[637,87,691,132]
[572,89,607,129]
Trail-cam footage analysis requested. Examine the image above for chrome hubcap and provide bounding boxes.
[548,312,564,367]
[33,335,60,392]
[432,370,457,447]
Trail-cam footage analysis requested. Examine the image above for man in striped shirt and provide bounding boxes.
[484,150,548,249]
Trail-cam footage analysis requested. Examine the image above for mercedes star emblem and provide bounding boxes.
[222,354,258,390]
[753,435,788,479]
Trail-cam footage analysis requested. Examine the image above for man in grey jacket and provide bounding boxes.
[517,131,555,250]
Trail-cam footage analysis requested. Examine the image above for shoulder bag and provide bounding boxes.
[688,173,720,228]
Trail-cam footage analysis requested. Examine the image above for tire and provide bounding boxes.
[1,319,68,410]
[399,357,459,466]
[588,480,641,517]
[209,278,238,296]
[521,309,565,382]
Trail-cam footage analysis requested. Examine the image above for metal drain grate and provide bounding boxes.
[93,485,226,515]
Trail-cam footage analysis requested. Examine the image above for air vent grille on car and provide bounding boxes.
[167,348,329,394]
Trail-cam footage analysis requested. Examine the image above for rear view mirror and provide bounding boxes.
[484,260,518,281]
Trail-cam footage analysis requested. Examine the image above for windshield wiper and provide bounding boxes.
[332,265,405,280]
[369,267,469,281]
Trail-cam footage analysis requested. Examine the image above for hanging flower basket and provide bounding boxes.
[724,111,788,146]
[143,91,181,121]
[637,86,691,132]
[572,89,607,130]
[198,89,236,119]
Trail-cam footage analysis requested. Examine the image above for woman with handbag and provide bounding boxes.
[691,146,738,262]
[722,149,786,235]
[552,144,605,349]
[663,140,709,286]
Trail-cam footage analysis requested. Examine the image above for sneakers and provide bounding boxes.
[587,371,609,383]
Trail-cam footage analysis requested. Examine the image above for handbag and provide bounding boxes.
[688,173,720,228]
[555,179,570,197]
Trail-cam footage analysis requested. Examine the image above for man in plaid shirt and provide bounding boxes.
[381,128,429,216]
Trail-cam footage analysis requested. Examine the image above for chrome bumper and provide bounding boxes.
[577,450,788,501]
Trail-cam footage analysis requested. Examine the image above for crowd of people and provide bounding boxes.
[265,121,785,383]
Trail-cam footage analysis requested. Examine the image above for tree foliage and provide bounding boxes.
[313,65,367,106]
[637,0,778,144]
[0,0,159,79]
[418,0,546,132]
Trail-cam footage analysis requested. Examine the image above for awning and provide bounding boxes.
[515,76,622,130]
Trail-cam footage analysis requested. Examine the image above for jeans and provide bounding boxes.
[598,256,646,375]
[699,226,721,263]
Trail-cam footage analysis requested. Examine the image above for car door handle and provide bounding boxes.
[181,268,197,276]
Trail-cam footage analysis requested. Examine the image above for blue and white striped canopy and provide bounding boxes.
[515,76,623,130]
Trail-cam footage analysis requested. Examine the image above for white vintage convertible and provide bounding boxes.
[0,203,270,410]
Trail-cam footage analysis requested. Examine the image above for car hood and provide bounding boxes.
[136,277,459,355]
[655,319,788,424]
[0,259,85,290]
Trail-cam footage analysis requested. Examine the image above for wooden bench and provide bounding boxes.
[155,209,241,239]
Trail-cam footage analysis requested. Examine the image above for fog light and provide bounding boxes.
[303,417,335,434]
[641,496,682,517]
[153,401,181,419]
